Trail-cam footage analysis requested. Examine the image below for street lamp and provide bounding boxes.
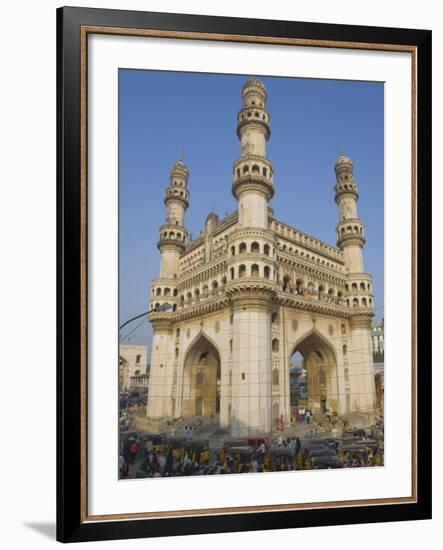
[119,303,173,330]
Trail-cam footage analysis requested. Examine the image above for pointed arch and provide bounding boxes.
[289,328,337,364]
[182,331,222,418]
[183,330,222,361]
[289,328,339,415]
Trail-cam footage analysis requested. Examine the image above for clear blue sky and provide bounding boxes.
[119,70,384,349]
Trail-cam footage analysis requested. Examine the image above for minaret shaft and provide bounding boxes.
[157,158,190,279]
[232,77,274,229]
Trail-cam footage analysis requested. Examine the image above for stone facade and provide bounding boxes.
[146,77,377,436]
[119,344,148,392]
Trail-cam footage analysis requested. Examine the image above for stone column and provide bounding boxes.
[146,317,174,422]
[230,290,272,436]
[349,315,377,413]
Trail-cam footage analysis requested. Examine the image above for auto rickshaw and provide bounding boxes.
[268,447,296,470]
[311,455,343,469]
[226,446,253,473]
[340,445,370,466]
[167,436,188,460]
[303,446,337,469]
[221,438,249,462]
[188,439,211,464]
[143,432,167,453]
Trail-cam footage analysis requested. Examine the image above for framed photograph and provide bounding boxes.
[57,6,432,543]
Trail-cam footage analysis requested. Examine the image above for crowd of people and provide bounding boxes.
[119,425,383,479]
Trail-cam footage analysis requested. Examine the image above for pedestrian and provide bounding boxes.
[165,446,173,474]
[300,407,305,422]
[305,409,311,424]
[279,414,285,432]
[129,438,138,464]
[295,406,300,423]
[295,436,301,456]
[256,440,266,465]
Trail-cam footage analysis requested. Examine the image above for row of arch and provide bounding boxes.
[229,263,273,280]
[350,296,372,307]
[272,223,340,259]
[177,277,228,307]
[152,287,179,297]
[235,164,269,179]
[335,180,357,192]
[277,242,340,270]
[230,241,271,256]
[152,278,372,307]
[166,187,188,199]
[338,224,363,236]
[346,281,371,292]
[239,108,268,122]
[281,276,344,298]
[160,230,186,242]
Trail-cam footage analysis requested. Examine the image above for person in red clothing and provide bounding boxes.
[129,439,138,464]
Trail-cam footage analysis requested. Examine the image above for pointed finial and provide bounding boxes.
[339,145,345,156]
[179,151,184,162]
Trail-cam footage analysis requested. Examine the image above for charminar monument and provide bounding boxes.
[146,77,377,436]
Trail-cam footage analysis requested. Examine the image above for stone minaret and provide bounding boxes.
[146,157,189,421]
[228,77,275,436]
[232,77,274,228]
[334,152,365,273]
[157,156,190,278]
[334,151,376,413]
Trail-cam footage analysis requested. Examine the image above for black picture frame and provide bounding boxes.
[57,6,432,543]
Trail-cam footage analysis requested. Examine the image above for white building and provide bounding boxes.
[119,344,148,392]
[371,321,384,356]
[146,77,377,436]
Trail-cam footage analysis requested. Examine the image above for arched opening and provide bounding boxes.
[295,279,304,295]
[230,245,236,256]
[282,275,291,292]
[251,241,260,253]
[239,242,247,254]
[289,331,338,415]
[264,265,271,279]
[251,263,259,277]
[230,267,235,280]
[238,264,246,278]
[182,334,221,419]
[263,244,270,256]
[212,280,219,296]
[272,338,279,353]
